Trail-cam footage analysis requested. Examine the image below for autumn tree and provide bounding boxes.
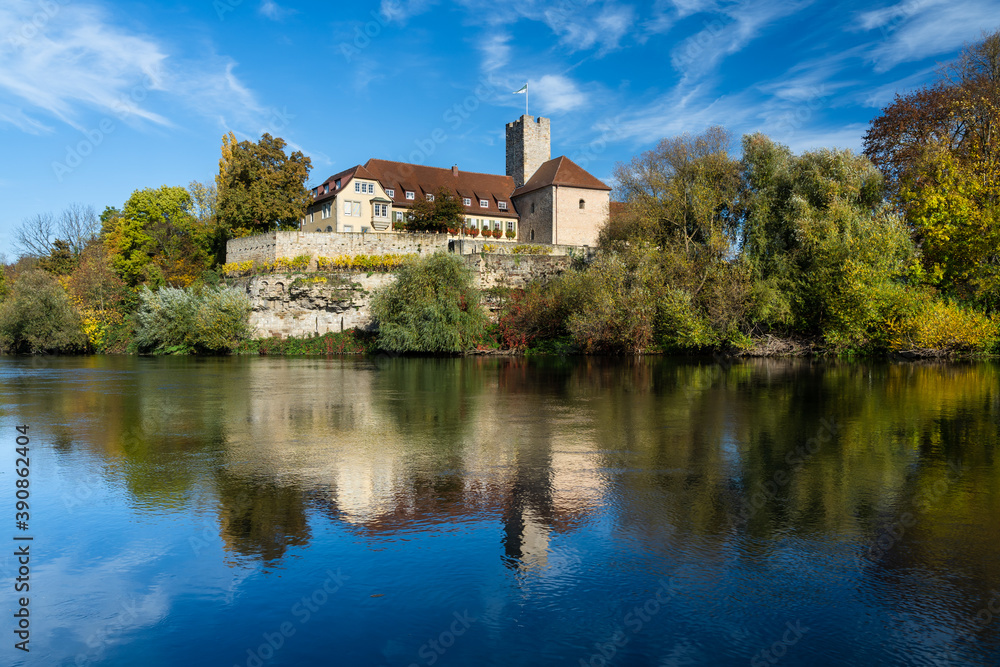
[216,132,312,238]
[13,203,99,260]
[104,186,213,287]
[606,126,741,260]
[865,29,1000,308]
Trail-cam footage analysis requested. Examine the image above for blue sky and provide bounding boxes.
[1,0,997,257]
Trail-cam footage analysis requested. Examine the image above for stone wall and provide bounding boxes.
[505,115,551,188]
[241,272,396,339]
[240,252,577,339]
[227,231,450,266]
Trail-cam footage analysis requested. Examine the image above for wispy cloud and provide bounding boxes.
[480,33,512,72]
[379,0,439,24]
[531,74,587,113]
[856,0,1000,71]
[670,0,814,83]
[259,0,296,21]
[0,0,169,130]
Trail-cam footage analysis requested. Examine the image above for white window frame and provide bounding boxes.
[498,201,507,210]
[394,211,403,222]
[463,197,472,206]
[426,193,434,201]
[479,199,489,208]
[386,188,395,197]
[352,201,361,217]
[343,224,353,232]
[343,200,351,216]
[405,191,415,200]
[507,221,515,231]
[321,203,331,220]
[354,181,362,193]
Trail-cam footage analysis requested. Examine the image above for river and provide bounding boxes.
[2,355,999,666]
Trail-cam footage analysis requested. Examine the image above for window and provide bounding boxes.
[343,201,351,216]
[323,183,329,194]
[335,179,341,189]
[426,193,434,201]
[470,219,478,229]
[531,202,536,213]
[325,226,333,232]
[352,201,361,217]
[308,213,313,222]
[579,199,586,209]
[369,183,375,194]
[394,211,403,222]
[322,203,331,219]
[343,225,353,232]
[315,228,321,232]
[507,221,515,231]
[386,188,395,198]
[530,229,535,241]
[374,203,388,217]
[463,197,472,206]
[480,199,489,208]
[498,201,507,211]
[362,226,370,233]
[355,181,362,193]
[406,191,415,200]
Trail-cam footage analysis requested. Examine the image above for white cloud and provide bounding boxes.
[0,1,292,142]
[379,0,439,24]
[856,0,1000,71]
[670,0,814,83]
[0,1,170,130]
[531,75,587,113]
[259,0,295,20]
[480,33,512,72]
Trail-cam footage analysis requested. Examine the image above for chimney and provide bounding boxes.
[452,165,459,177]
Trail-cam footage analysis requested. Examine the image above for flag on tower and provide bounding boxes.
[513,84,527,94]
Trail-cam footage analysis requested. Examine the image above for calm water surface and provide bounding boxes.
[1,355,999,666]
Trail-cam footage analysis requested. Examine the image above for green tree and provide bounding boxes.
[216,132,312,238]
[606,126,741,260]
[370,253,487,353]
[0,270,87,353]
[403,187,465,233]
[133,286,254,354]
[104,186,213,287]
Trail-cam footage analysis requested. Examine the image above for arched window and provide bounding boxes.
[531,202,536,214]
[530,229,535,241]
[326,226,333,232]
[315,228,322,232]
[579,199,586,209]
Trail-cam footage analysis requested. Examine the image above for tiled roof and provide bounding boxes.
[311,165,379,204]
[363,159,518,217]
[512,156,612,197]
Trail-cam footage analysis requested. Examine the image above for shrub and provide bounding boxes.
[497,278,582,350]
[316,254,416,272]
[0,270,87,353]
[133,285,254,354]
[511,244,553,255]
[370,252,488,353]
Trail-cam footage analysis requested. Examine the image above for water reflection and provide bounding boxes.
[3,356,1000,664]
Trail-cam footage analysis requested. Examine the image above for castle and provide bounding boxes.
[225,116,612,338]
[296,115,611,247]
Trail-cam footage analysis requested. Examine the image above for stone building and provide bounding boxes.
[299,115,611,247]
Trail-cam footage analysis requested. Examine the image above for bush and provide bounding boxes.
[0,270,87,353]
[133,285,254,354]
[370,252,487,353]
[497,279,582,350]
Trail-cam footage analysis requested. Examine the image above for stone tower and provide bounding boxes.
[506,115,551,188]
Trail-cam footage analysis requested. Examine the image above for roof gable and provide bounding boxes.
[512,156,611,197]
[363,159,518,217]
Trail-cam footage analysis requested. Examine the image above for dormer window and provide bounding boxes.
[479,199,489,208]
[335,179,341,189]
[386,188,395,197]
[463,198,472,206]
[406,191,415,200]
[426,193,435,201]
[498,201,507,211]
[323,183,329,194]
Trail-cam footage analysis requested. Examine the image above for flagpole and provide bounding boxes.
[526,84,529,116]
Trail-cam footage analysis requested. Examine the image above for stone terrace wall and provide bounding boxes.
[226,233,278,264]
[464,254,573,290]
[227,231,596,266]
[228,231,450,265]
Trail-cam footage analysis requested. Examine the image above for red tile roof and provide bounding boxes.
[311,165,380,204]
[512,156,612,197]
[363,159,518,217]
